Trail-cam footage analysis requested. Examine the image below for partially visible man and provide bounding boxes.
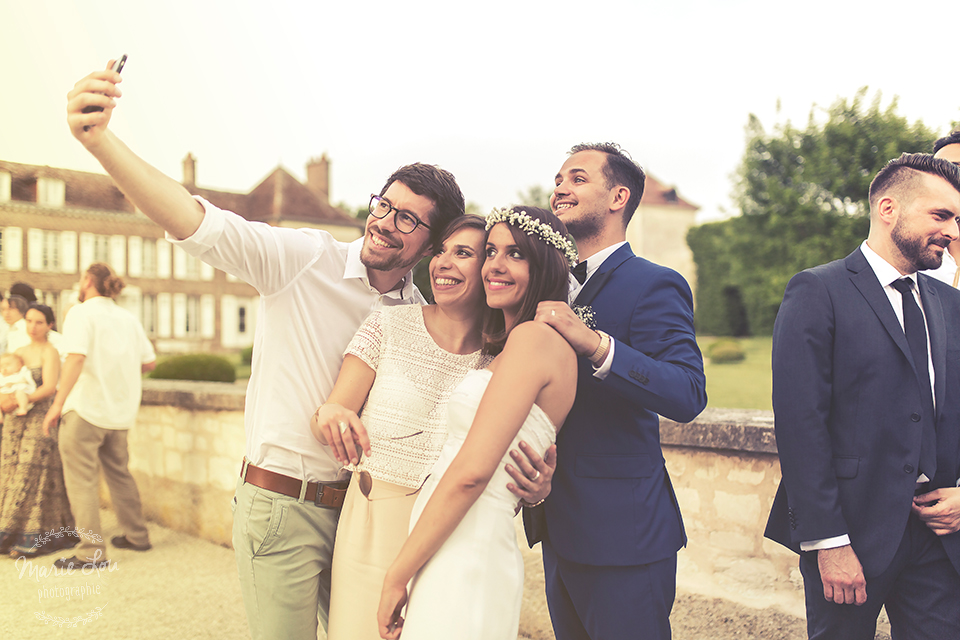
[0,293,8,354]
[531,142,707,640]
[765,153,960,639]
[927,130,960,287]
[43,263,156,569]
[2,294,30,353]
[65,61,553,640]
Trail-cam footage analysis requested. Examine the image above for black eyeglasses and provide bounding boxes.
[368,195,431,235]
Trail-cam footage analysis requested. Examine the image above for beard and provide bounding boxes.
[558,208,603,244]
[891,218,948,272]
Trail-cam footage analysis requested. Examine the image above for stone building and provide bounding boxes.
[628,173,699,293]
[0,154,362,354]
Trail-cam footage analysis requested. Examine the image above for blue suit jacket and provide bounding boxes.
[765,248,960,577]
[531,244,707,566]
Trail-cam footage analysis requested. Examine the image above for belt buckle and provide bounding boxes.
[313,483,329,508]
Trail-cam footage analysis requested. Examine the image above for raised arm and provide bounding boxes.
[67,62,204,240]
[377,323,575,638]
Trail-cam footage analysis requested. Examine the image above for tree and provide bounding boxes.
[515,185,552,210]
[689,88,939,335]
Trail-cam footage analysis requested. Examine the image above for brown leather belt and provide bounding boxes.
[240,461,348,509]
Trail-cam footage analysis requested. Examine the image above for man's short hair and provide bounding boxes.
[6,295,29,316]
[933,129,960,154]
[569,142,646,225]
[868,153,960,209]
[379,163,465,249]
[9,282,36,303]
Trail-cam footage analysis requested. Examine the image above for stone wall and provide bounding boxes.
[127,381,805,633]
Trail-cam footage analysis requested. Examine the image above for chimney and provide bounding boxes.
[183,153,196,187]
[306,154,329,204]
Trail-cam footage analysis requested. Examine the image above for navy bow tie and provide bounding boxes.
[571,262,588,285]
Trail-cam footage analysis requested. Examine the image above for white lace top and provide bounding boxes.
[346,305,493,488]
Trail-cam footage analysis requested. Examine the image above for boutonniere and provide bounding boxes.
[573,304,597,329]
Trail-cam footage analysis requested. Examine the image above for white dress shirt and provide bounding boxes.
[60,296,157,429]
[569,242,625,378]
[5,318,29,353]
[169,197,425,483]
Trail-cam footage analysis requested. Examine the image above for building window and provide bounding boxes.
[43,231,61,272]
[0,229,4,267]
[185,295,199,335]
[37,178,66,207]
[142,239,157,277]
[238,306,246,333]
[94,234,110,263]
[142,294,157,336]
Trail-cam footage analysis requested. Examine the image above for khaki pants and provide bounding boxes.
[232,476,340,640]
[58,411,150,561]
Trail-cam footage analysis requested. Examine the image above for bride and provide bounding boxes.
[377,206,578,639]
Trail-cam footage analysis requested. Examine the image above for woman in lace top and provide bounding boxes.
[313,215,553,640]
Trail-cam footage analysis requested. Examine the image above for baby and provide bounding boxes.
[0,352,36,416]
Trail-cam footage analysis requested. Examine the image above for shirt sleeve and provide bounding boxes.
[345,310,384,372]
[168,196,331,296]
[60,306,90,356]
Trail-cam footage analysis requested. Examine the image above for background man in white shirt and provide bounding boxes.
[65,62,554,640]
[2,294,30,354]
[43,262,157,569]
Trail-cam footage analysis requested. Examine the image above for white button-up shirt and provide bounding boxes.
[169,198,425,483]
[61,296,157,429]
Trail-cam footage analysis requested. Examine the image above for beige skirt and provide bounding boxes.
[327,473,420,640]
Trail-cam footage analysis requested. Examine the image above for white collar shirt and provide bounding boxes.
[168,197,425,483]
[61,297,157,429]
[568,242,627,379]
[5,318,29,354]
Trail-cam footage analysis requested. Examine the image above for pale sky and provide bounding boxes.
[2,0,957,222]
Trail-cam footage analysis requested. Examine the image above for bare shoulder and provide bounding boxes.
[503,321,577,368]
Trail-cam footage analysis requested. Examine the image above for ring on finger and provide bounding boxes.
[532,470,540,481]
[551,310,555,316]
[338,420,349,434]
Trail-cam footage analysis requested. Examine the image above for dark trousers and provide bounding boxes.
[542,539,676,640]
[801,513,960,640]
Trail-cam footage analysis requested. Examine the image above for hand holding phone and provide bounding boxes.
[82,55,126,131]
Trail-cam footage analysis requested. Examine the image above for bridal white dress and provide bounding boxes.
[399,369,557,639]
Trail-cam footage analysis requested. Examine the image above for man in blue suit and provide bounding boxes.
[765,153,960,639]
[529,143,707,640]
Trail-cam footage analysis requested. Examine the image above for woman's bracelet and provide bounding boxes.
[588,331,610,366]
[520,497,546,508]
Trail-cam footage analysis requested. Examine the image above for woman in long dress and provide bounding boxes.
[377,206,578,639]
[314,215,553,640]
[0,303,76,557]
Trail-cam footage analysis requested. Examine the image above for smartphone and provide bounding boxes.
[82,54,127,116]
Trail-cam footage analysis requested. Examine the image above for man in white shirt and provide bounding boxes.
[2,294,30,353]
[927,130,960,288]
[43,263,157,569]
[65,62,554,640]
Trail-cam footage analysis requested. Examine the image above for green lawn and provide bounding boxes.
[698,336,773,411]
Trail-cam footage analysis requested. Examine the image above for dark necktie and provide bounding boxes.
[891,277,937,479]
[571,262,588,285]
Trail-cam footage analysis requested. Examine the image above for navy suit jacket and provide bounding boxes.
[765,248,960,577]
[530,243,707,566]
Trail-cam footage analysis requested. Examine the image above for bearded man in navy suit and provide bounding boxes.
[765,153,960,639]
[526,143,707,640]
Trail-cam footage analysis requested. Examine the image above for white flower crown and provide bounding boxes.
[485,207,578,267]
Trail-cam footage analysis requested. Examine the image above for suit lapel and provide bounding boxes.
[574,244,633,307]
[919,274,946,418]
[847,250,914,368]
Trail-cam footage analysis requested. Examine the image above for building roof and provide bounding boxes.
[1,158,362,229]
[640,173,698,210]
